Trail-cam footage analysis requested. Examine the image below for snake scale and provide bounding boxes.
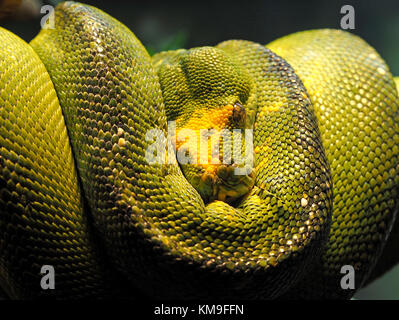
[0,1,398,299]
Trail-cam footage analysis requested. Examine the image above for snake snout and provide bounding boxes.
[216,164,255,203]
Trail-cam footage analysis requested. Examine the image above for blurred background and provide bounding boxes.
[0,0,398,299]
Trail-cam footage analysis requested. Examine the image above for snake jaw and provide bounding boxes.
[195,163,256,204]
[216,165,256,203]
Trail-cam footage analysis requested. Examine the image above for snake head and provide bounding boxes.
[154,46,256,204]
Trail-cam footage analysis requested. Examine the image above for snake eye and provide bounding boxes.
[232,102,246,125]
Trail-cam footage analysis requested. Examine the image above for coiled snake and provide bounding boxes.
[0,1,398,299]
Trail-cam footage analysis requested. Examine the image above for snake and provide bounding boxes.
[0,1,398,300]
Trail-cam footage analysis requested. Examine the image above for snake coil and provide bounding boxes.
[0,2,398,299]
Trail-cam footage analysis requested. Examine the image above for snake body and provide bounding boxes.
[0,2,398,299]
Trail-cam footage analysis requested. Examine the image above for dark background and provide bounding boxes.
[1,0,398,299]
[2,0,399,76]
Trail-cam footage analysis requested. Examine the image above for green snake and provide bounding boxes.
[0,1,398,299]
